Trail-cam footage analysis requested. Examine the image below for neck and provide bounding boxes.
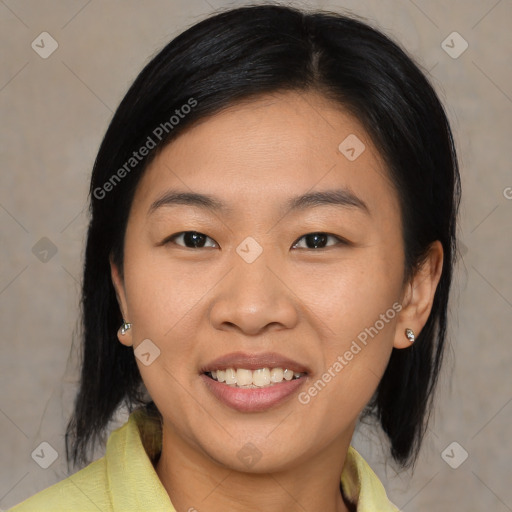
[155,423,355,512]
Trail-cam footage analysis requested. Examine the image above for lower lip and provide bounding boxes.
[201,374,306,412]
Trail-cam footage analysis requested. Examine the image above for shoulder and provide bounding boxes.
[7,408,169,512]
[7,457,110,512]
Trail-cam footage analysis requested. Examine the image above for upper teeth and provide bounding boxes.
[208,368,304,387]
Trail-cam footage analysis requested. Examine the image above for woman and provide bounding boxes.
[9,4,460,511]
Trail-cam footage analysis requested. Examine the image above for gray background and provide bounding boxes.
[1,0,511,510]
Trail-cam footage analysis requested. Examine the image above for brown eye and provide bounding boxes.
[165,231,217,248]
[292,232,346,250]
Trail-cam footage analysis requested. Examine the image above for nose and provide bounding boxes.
[208,249,299,336]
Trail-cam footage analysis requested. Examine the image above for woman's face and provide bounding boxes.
[112,90,413,472]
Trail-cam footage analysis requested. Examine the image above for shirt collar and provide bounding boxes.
[105,408,174,511]
[341,446,400,511]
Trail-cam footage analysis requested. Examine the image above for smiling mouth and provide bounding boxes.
[204,367,306,388]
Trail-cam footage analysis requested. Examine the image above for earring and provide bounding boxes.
[119,322,132,335]
[405,328,415,343]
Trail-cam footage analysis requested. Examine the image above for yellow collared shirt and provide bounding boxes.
[9,408,400,511]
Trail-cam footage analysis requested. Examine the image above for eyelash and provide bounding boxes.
[162,231,349,250]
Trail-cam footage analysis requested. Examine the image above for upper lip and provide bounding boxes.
[201,351,309,374]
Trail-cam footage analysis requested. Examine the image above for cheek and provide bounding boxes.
[122,246,204,423]
[297,250,403,344]
[119,247,208,411]
[296,249,402,411]
[298,314,396,433]
[122,244,210,340]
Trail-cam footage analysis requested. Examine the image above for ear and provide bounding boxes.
[110,255,133,347]
[394,241,444,349]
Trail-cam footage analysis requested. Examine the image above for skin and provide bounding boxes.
[110,90,443,512]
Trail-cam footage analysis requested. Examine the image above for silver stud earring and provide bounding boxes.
[405,328,415,343]
[119,322,132,335]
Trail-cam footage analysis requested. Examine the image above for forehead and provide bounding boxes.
[132,90,398,220]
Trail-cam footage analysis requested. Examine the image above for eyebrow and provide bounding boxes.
[147,188,369,217]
